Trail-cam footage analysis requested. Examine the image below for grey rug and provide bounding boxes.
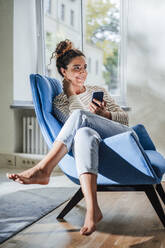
[0,187,78,244]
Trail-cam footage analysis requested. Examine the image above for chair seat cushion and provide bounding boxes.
[145,150,165,178]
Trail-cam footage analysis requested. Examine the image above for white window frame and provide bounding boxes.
[36,0,46,75]
[36,0,129,106]
[118,0,129,106]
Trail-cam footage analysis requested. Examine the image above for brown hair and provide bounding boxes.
[49,39,85,77]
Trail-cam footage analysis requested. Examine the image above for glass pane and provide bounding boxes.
[44,0,82,79]
[85,0,120,95]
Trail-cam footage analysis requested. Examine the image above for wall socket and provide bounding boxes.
[0,153,15,168]
[0,153,62,173]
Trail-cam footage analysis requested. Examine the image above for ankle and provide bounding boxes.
[35,163,51,177]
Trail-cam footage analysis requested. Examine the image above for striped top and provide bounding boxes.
[53,84,129,126]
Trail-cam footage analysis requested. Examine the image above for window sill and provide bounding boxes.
[10,101,34,109]
[10,101,131,112]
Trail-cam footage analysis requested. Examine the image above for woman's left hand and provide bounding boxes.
[89,99,111,119]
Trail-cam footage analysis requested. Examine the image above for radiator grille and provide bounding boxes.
[23,116,49,154]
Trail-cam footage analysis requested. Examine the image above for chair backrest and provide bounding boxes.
[30,74,63,148]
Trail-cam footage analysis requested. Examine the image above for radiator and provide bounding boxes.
[23,116,49,154]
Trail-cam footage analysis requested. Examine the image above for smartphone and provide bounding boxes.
[92,91,104,107]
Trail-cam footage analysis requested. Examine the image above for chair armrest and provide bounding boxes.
[131,124,156,151]
[102,131,158,181]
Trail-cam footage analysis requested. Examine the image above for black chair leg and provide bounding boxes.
[145,185,165,227]
[57,187,84,219]
[155,184,165,205]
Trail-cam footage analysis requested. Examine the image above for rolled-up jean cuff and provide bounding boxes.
[55,138,70,152]
[78,169,98,178]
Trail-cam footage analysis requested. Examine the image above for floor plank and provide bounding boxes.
[1,183,165,248]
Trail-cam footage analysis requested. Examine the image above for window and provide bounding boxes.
[44,0,51,15]
[85,0,120,95]
[70,9,74,26]
[40,0,128,105]
[43,0,83,79]
[88,57,91,73]
[61,3,65,21]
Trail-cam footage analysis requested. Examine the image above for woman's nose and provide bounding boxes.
[79,68,87,73]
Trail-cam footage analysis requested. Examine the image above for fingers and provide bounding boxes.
[92,98,102,107]
[102,100,107,107]
[89,102,98,113]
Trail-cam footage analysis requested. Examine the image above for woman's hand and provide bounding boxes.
[63,77,76,98]
[89,99,111,119]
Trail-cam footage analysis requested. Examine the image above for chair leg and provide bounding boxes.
[145,185,165,227]
[155,184,165,205]
[57,187,84,219]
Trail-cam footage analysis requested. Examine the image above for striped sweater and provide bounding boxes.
[53,84,129,126]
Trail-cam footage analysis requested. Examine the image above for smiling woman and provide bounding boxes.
[7,39,132,235]
[51,39,129,124]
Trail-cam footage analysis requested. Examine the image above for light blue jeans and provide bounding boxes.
[56,109,135,177]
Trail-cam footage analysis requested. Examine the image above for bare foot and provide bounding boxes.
[80,205,103,236]
[6,165,50,185]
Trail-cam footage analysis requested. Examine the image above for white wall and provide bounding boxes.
[14,0,37,101]
[127,0,165,155]
[0,0,15,153]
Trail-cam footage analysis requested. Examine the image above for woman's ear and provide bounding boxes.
[60,67,66,77]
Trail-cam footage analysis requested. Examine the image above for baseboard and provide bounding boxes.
[0,153,62,173]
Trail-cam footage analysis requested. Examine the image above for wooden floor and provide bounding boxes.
[1,184,165,248]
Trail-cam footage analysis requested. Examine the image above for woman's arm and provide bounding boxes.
[89,86,128,126]
[102,87,129,126]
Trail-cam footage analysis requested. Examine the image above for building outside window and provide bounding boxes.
[85,0,120,95]
[42,0,126,104]
[70,9,74,26]
[44,0,82,80]
[61,3,65,21]
[44,0,51,15]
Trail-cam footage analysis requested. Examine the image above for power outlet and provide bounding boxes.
[15,155,41,169]
[0,153,15,168]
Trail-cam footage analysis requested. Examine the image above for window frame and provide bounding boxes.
[36,0,129,106]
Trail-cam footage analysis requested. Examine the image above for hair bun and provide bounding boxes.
[55,39,74,59]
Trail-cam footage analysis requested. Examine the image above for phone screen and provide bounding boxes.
[92,91,104,107]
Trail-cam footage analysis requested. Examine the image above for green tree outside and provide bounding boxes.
[85,0,120,90]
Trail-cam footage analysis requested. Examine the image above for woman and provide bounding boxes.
[7,39,134,236]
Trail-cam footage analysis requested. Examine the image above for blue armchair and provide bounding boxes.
[30,74,165,227]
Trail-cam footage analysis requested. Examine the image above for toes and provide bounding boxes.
[15,178,24,184]
[80,226,96,235]
[80,226,88,235]
[6,173,18,180]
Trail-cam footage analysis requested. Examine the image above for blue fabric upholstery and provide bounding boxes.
[30,74,165,186]
[132,124,156,151]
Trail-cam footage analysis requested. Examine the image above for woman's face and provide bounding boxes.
[61,56,88,88]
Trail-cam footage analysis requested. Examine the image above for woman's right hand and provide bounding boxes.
[63,77,76,98]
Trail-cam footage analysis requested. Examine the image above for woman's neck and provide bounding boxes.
[75,85,86,95]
